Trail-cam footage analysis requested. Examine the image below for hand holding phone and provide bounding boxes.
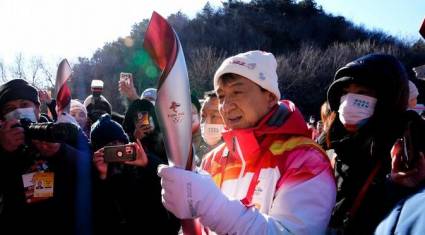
[120,72,133,85]
[124,139,148,167]
[134,112,154,140]
[118,72,138,100]
[103,144,137,162]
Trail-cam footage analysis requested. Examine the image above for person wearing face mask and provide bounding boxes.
[326,54,425,234]
[197,91,225,161]
[0,79,92,235]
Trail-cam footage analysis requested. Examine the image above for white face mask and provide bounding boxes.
[338,93,377,128]
[4,107,37,122]
[201,123,224,146]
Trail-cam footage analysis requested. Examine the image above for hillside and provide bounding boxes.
[71,0,425,116]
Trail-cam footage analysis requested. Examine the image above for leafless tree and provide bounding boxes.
[10,53,27,80]
[187,47,227,95]
[29,56,44,87]
[40,62,55,88]
[0,60,7,83]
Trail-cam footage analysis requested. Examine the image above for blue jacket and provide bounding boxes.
[375,186,425,235]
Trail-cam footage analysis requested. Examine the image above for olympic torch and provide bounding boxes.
[143,12,200,234]
[143,11,194,170]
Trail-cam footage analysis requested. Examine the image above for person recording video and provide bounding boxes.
[91,114,180,234]
[0,79,92,235]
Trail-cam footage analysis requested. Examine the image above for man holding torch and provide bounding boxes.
[158,50,336,235]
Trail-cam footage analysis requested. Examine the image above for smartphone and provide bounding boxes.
[137,111,150,126]
[120,72,133,84]
[103,144,136,162]
[396,121,419,170]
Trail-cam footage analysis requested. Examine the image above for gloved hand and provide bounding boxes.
[158,165,224,219]
[158,165,285,234]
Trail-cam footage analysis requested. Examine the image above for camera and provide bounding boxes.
[103,144,136,162]
[20,118,79,144]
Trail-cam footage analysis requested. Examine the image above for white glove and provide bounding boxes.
[158,165,288,234]
[158,165,224,219]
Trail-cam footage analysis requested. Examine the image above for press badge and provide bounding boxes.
[33,172,54,198]
[21,171,54,204]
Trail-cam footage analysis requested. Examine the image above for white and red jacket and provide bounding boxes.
[201,101,336,234]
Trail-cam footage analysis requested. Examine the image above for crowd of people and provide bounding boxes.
[0,50,424,235]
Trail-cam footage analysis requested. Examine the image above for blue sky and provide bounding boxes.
[0,0,423,65]
[315,0,424,42]
[0,0,224,64]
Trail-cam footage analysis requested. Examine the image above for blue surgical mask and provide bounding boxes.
[4,107,37,122]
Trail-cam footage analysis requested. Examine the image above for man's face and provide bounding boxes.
[215,75,276,129]
[200,96,224,125]
[1,99,39,120]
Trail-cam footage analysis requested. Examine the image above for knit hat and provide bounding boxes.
[213,50,281,99]
[90,114,129,151]
[71,99,87,117]
[408,80,419,100]
[0,79,40,108]
[141,88,157,102]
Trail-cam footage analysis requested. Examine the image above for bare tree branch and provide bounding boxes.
[10,53,27,80]
[29,56,44,87]
[0,60,7,83]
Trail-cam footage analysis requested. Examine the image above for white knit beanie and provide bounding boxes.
[213,50,281,99]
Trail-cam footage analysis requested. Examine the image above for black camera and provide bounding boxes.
[20,118,79,144]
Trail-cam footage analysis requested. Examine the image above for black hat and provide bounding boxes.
[90,114,129,151]
[0,79,40,108]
